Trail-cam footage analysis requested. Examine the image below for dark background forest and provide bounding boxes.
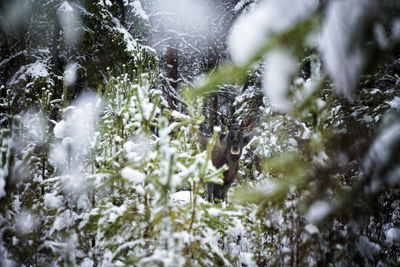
[1,0,400,266]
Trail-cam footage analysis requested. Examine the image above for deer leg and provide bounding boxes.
[212,184,225,202]
[221,180,235,202]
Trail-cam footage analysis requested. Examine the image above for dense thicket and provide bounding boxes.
[1,0,400,266]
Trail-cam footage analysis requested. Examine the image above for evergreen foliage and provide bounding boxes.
[1,0,400,266]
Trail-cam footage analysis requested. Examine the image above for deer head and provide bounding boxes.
[221,115,254,161]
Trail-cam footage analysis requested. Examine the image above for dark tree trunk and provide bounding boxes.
[166,43,178,110]
[210,94,218,130]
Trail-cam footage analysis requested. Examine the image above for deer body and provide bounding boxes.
[206,116,253,202]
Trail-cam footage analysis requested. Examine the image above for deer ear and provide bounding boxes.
[221,115,231,127]
[241,116,254,130]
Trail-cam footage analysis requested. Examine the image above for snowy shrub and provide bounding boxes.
[2,0,400,266]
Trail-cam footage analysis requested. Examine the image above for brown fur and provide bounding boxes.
[206,116,254,202]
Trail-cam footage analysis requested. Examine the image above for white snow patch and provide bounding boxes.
[64,62,78,86]
[386,228,400,243]
[59,1,73,12]
[362,114,373,123]
[288,138,298,147]
[61,174,87,194]
[319,0,371,100]
[357,236,381,259]
[171,191,191,203]
[374,23,388,49]
[208,207,221,216]
[171,110,190,120]
[16,211,38,234]
[54,120,66,139]
[133,1,148,20]
[364,123,400,173]
[233,0,252,13]
[50,93,102,189]
[81,258,94,267]
[77,194,90,210]
[154,0,214,38]
[0,170,6,198]
[26,61,49,79]
[307,201,331,222]
[388,96,400,109]
[23,111,47,143]
[305,224,319,235]
[0,0,32,31]
[228,0,318,65]
[109,204,127,223]
[112,18,137,52]
[124,136,151,163]
[44,192,61,209]
[240,252,256,267]
[171,191,205,204]
[393,19,400,39]
[263,48,297,112]
[120,167,145,184]
[58,1,82,45]
[260,180,278,195]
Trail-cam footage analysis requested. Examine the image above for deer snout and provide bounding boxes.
[230,146,241,155]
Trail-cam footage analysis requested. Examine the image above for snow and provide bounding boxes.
[81,258,94,267]
[54,120,66,139]
[124,138,151,163]
[393,19,400,39]
[50,210,78,236]
[77,195,89,210]
[319,0,371,100]
[0,0,32,30]
[157,0,213,33]
[112,18,137,52]
[388,96,400,109]
[22,111,47,143]
[58,1,82,45]
[51,93,101,181]
[16,211,38,234]
[364,123,400,173]
[306,201,331,222]
[133,1,148,20]
[263,48,297,111]
[109,204,127,223]
[208,207,221,216]
[0,170,5,198]
[0,247,15,267]
[26,61,49,79]
[64,62,78,86]
[59,1,74,12]
[61,174,87,194]
[357,236,381,259]
[386,228,400,243]
[233,0,251,13]
[170,191,198,203]
[44,192,61,209]
[228,0,318,66]
[120,167,145,184]
[304,224,319,235]
[373,23,388,49]
[171,110,190,121]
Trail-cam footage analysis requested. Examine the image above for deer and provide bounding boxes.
[205,115,254,203]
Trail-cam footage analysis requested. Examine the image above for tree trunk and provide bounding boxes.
[166,43,178,110]
[209,94,218,130]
